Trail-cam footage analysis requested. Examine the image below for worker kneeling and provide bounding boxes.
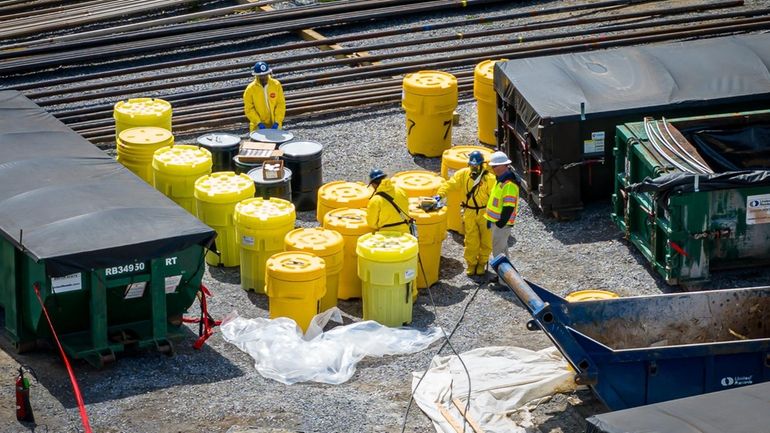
[243,61,286,132]
[437,151,495,276]
[366,169,413,235]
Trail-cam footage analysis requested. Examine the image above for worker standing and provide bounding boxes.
[366,169,412,234]
[485,151,519,263]
[243,61,286,132]
[437,151,495,276]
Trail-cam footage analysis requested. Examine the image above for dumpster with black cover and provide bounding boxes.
[612,109,770,285]
[494,33,770,218]
[0,91,216,366]
[491,255,770,411]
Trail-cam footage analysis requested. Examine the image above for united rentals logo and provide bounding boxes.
[720,375,753,387]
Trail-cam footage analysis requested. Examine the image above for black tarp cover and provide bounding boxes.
[495,33,770,140]
[628,170,770,195]
[585,381,770,433]
[0,91,216,277]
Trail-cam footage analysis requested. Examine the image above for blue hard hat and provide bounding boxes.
[468,150,484,166]
[252,61,272,76]
[369,169,387,183]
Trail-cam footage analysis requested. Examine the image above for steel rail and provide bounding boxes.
[0,0,507,71]
[7,0,647,89]
[39,10,770,110]
[23,0,743,99]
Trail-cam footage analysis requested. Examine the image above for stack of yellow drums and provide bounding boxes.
[316,181,371,223]
[194,172,255,267]
[440,145,493,234]
[473,59,506,145]
[266,251,326,332]
[401,70,458,157]
[113,97,173,138]
[390,170,446,198]
[152,145,213,214]
[408,197,447,291]
[234,197,296,292]
[323,208,372,300]
[285,228,343,312]
[117,127,174,183]
[356,231,419,327]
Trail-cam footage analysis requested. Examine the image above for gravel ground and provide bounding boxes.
[3,1,770,432]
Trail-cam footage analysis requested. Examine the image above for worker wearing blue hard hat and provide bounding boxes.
[366,169,412,234]
[437,150,496,276]
[243,61,286,132]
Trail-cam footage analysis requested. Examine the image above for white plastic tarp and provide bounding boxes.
[412,346,577,433]
[220,308,443,385]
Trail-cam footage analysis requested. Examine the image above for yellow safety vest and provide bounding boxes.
[485,178,519,225]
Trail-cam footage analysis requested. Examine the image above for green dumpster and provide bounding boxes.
[611,110,770,285]
[0,91,216,366]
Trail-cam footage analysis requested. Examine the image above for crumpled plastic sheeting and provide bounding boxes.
[412,346,578,433]
[220,308,443,385]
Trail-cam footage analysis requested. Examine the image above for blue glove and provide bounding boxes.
[271,122,279,129]
[486,220,492,229]
[257,123,266,130]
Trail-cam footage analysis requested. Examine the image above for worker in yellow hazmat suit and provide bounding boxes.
[243,61,286,132]
[437,151,496,276]
[366,169,411,234]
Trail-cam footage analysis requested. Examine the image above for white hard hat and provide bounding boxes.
[488,151,511,166]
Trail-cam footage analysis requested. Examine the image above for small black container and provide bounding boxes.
[278,140,323,211]
[247,165,292,201]
[196,132,241,172]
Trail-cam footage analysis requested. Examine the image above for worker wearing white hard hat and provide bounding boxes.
[484,151,519,267]
[243,61,286,132]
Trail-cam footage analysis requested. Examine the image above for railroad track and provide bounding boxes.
[2,0,769,145]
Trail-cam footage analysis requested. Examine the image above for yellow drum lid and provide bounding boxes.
[565,289,620,302]
[402,70,458,96]
[442,145,493,170]
[118,127,173,147]
[194,172,255,203]
[474,59,506,85]
[408,197,447,224]
[234,197,295,226]
[323,208,371,235]
[267,251,325,282]
[318,181,371,206]
[153,145,212,174]
[113,98,172,118]
[391,170,445,196]
[356,231,418,262]
[285,227,343,255]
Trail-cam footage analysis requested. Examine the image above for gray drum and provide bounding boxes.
[247,165,292,201]
[196,132,241,172]
[278,140,323,212]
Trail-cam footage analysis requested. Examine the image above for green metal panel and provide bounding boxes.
[0,238,205,366]
[611,111,770,285]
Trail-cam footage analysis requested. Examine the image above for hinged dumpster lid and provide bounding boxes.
[0,91,216,277]
[495,33,770,138]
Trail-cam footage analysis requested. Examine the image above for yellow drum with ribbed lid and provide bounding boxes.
[566,289,620,302]
[234,197,296,293]
[391,170,446,198]
[194,172,255,267]
[440,145,494,234]
[117,127,174,183]
[266,251,326,332]
[474,59,506,145]
[401,70,458,157]
[113,97,172,138]
[356,231,418,327]
[152,145,213,214]
[408,197,447,291]
[322,207,372,300]
[316,181,371,223]
[284,227,343,312]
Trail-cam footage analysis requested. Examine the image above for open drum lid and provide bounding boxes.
[197,132,241,148]
[249,129,294,144]
[279,141,323,158]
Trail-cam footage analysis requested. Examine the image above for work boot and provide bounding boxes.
[465,263,476,276]
[475,263,488,276]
